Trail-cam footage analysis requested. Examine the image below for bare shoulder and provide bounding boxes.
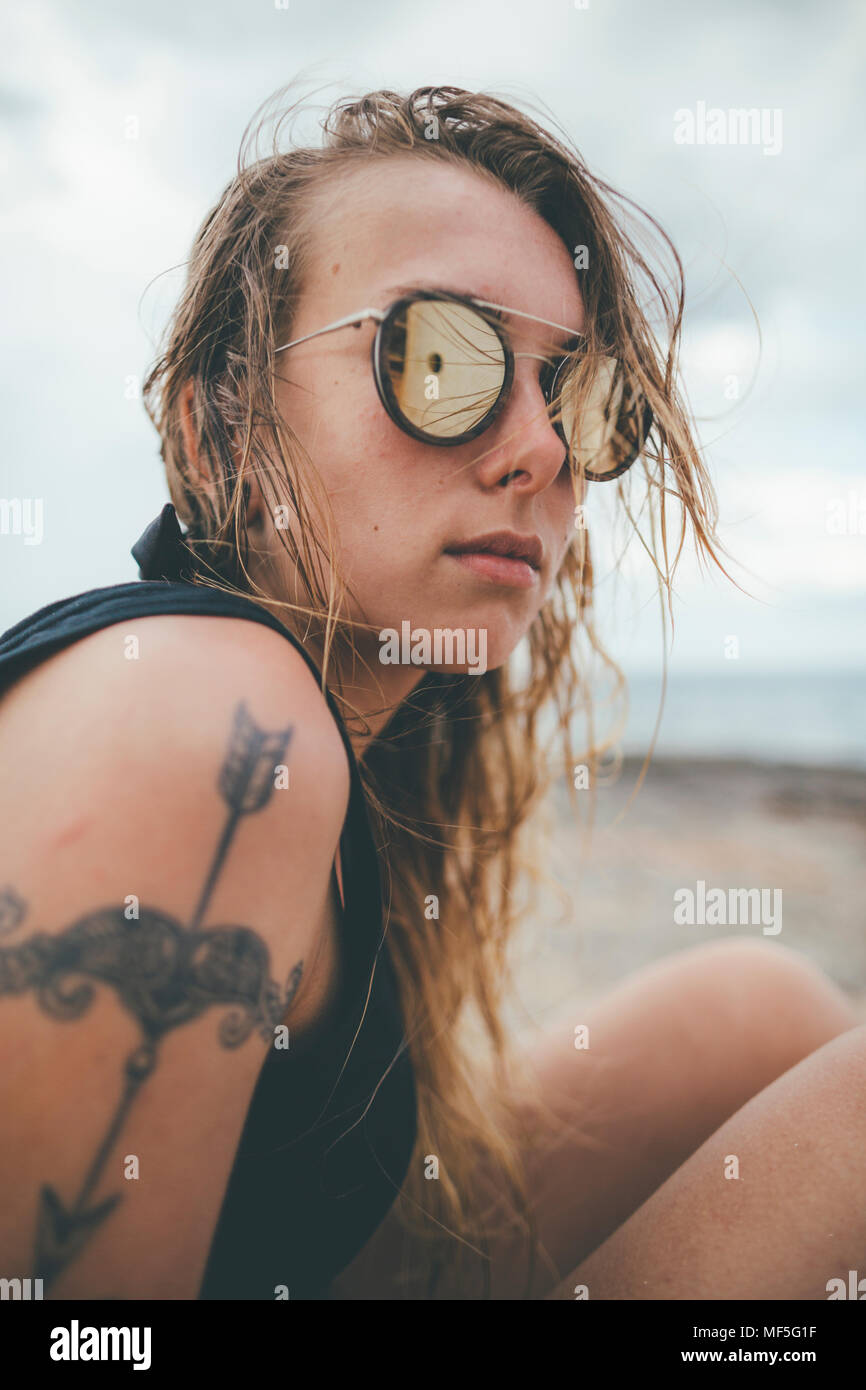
[0,609,350,837]
[4,606,346,758]
[0,608,350,1297]
[0,607,352,1001]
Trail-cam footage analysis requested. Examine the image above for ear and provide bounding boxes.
[179,378,266,527]
[179,379,213,486]
[244,472,271,533]
[180,380,272,542]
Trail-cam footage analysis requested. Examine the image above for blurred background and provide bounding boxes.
[1,0,864,1017]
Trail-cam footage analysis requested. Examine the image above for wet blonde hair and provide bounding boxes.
[142,82,732,1296]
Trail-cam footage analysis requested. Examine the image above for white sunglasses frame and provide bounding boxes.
[273,287,650,478]
[274,292,582,355]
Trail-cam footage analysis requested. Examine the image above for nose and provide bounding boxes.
[470,360,569,495]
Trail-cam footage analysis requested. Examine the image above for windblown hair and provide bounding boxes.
[142,82,732,1297]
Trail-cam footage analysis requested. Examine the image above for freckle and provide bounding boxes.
[331,262,340,276]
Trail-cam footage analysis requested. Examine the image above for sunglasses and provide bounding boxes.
[275,287,652,482]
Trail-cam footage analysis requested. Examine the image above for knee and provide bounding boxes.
[667,936,861,1064]
[763,1018,866,1137]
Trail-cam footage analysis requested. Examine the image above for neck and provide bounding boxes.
[246,592,427,762]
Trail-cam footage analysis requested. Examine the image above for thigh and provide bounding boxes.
[330,938,860,1299]
[506,937,860,1293]
[546,1020,866,1299]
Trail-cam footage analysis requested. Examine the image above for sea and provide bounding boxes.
[613,670,866,769]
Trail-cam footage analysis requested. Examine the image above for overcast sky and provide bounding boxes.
[1,0,864,678]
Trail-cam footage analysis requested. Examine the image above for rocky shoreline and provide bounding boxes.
[508,756,866,1028]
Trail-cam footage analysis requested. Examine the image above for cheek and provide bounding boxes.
[317,432,426,579]
[321,400,434,534]
[318,361,393,476]
[276,345,378,457]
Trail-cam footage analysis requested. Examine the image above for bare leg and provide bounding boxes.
[331,938,861,1299]
[500,936,862,1293]
[546,1020,866,1299]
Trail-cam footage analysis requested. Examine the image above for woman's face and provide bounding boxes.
[264,156,585,685]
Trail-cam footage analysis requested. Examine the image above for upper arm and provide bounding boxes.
[0,614,349,1298]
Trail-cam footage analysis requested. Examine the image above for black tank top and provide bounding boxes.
[0,504,417,1300]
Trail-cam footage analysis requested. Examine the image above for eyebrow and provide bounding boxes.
[382,280,508,320]
[381,280,582,349]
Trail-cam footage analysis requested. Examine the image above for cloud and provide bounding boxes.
[1,0,863,673]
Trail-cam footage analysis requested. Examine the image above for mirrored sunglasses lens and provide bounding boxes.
[383,299,507,438]
[558,355,650,478]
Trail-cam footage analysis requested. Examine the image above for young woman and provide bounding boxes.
[0,85,863,1302]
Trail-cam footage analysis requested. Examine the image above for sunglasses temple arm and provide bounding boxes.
[471,298,585,340]
[275,307,385,355]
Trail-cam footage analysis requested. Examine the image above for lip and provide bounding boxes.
[445,530,544,570]
[444,530,544,591]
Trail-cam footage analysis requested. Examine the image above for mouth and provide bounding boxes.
[444,530,543,590]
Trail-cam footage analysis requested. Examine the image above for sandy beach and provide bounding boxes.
[508,756,866,1032]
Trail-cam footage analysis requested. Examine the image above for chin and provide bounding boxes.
[374,613,527,682]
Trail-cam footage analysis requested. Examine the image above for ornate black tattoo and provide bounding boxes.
[0,701,303,1289]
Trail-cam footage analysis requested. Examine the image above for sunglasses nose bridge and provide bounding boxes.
[508,352,569,455]
[487,360,574,493]
[514,350,555,386]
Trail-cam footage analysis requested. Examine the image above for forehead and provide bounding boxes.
[302,156,585,341]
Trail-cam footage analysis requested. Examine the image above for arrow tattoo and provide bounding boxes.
[0,700,304,1291]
